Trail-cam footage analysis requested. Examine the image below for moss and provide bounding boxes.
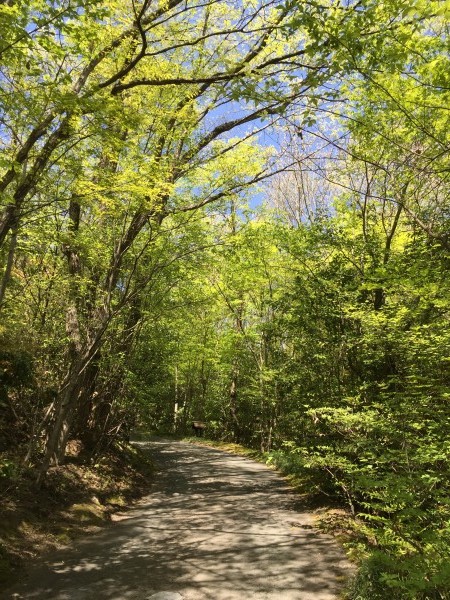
[105,494,126,507]
[69,503,106,525]
[54,531,71,544]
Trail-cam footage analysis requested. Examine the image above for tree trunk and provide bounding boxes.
[0,227,18,308]
[36,356,85,483]
[229,364,240,442]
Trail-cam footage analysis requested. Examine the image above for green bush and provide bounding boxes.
[348,550,450,600]
[0,458,19,479]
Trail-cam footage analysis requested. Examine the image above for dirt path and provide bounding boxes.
[1,439,352,600]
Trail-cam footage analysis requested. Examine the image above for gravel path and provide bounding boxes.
[1,439,352,600]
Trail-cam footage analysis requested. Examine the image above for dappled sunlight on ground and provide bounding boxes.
[1,439,352,600]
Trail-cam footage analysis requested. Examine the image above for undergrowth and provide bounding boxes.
[267,447,450,600]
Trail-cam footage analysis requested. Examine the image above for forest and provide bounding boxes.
[0,0,449,598]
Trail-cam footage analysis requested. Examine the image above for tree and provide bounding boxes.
[1,0,417,478]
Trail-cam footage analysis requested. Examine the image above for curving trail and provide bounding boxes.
[1,439,352,600]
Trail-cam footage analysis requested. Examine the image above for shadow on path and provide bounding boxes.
[1,439,352,600]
